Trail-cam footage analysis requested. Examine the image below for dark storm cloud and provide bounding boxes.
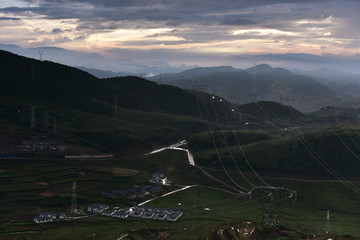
[2,0,358,46]
[51,28,63,33]
[2,0,360,73]
[220,15,258,26]
[0,17,21,20]
[1,0,332,27]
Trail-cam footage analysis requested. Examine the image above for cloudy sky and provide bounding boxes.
[1,0,360,73]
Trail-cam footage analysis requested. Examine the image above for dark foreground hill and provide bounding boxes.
[0,50,235,154]
[0,50,215,117]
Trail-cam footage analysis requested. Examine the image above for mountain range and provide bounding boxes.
[149,64,360,112]
[0,50,311,154]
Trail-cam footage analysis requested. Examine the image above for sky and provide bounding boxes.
[1,0,360,73]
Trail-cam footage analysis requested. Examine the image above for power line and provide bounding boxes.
[200,91,249,193]
[253,101,360,193]
[223,108,271,187]
[197,92,297,228]
[209,95,256,189]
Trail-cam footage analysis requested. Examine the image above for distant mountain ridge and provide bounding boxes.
[149,66,240,84]
[149,64,356,112]
[77,66,131,79]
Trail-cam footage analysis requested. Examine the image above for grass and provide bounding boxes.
[1,149,360,239]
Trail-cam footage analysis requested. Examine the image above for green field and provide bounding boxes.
[1,149,360,240]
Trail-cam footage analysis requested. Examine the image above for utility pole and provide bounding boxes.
[71,182,77,214]
[292,132,297,155]
[30,106,36,129]
[53,116,57,133]
[43,110,49,129]
[249,76,258,103]
[326,210,330,233]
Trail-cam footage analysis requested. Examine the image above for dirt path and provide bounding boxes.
[200,166,360,183]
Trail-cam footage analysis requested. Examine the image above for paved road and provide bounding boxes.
[148,140,195,166]
[138,185,194,206]
[148,141,247,196]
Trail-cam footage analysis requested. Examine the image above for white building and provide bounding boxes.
[87,203,109,213]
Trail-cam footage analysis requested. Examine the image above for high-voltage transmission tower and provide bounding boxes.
[249,76,259,103]
[53,116,57,133]
[326,210,330,233]
[249,185,297,228]
[30,106,36,129]
[191,80,207,92]
[71,181,77,214]
[248,92,258,103]
[43,110,49,129]
[39,50,44,61]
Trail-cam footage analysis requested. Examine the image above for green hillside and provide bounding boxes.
[0,50,228,154]
[192,127,360,177]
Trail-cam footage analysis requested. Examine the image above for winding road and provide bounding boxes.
[147,140,247,196]
[148,140,195,166]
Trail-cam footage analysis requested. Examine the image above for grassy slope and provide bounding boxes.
[1,50,228,153]
[0,150,359,239]
[0,95,207,154]
[191,128,360,177]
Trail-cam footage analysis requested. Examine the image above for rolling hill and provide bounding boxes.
[0,50,231,154]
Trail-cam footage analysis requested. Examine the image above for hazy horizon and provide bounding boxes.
[1,0,360,74]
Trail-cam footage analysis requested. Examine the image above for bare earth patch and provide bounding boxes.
[0,169,8,173]
[39,192,55,197]
[111,168,139,177]
[36,181,49,186]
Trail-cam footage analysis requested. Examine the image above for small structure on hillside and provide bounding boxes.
[101,209,116,217]
[149,173,170,185]
[0,136,58,154]
[100,191,117,199]
[110,185,162,197]
[167,210,184,222]
[33,212,66,223]
[87,203,109,213]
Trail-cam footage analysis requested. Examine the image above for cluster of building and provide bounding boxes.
[149,173,170,185]
[100,185,163,199]
[0,136,58,155]
[87,203,183,222]
[33,212,66,223]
